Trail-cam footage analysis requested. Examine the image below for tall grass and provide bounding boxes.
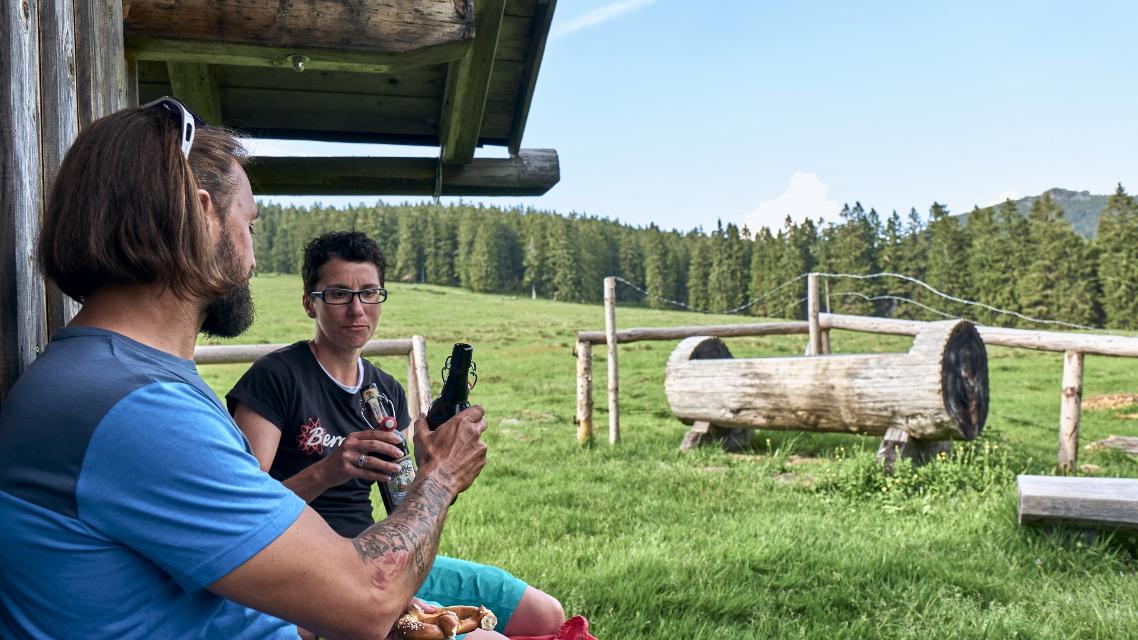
[200,275,1138,639]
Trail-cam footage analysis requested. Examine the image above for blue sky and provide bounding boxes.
[253,0,1138,234]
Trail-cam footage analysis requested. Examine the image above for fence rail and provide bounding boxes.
[577,275,1138,472]
[195,337,433,428]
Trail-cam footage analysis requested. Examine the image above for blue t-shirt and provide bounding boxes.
[0,327,307,639]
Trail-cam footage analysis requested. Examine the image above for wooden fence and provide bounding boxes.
[576,275,1138,472]
[195,337,433,435]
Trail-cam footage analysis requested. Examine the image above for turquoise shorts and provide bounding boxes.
[415,555,528,635]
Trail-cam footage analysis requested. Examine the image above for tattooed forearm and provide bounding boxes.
[351,468,457,584]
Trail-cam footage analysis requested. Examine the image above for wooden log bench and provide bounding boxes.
[1018,475,1138,531]
[664,319,989,465]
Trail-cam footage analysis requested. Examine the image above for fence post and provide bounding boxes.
[604,276,620,444]
[575,338,593,445]
[807,273,822,356]
[1058,350,1084,473]
[410,335,431,443]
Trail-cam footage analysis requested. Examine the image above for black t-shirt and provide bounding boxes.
[226,341,410,537]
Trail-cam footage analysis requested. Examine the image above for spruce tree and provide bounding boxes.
[1096,184,1138,329]
[923,203,969,318]
[1019,194,1101,326]
[394,212,425,283]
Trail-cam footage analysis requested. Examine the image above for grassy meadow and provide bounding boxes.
[199,274,1138,639]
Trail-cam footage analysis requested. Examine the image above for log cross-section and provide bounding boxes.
[123,0,476,73]
[664,319,989,441]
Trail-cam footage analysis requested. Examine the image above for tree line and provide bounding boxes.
[253,185,1138,330]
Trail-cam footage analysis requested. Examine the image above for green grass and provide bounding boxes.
[200,275,1138,639]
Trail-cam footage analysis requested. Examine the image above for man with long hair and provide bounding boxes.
[0,99,490,639]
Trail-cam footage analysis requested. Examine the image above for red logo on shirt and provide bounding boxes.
[296,417,346,456]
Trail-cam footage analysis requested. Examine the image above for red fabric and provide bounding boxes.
[510,615,596,640]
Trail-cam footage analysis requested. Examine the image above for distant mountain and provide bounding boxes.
[962,188,1109,238]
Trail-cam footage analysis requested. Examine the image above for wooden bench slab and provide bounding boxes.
[1017,475,1138,530]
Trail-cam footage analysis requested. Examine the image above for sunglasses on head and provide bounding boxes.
[141,96,205,159]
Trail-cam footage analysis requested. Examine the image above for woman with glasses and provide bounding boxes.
[227,231,564,639]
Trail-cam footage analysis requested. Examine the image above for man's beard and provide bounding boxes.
[200,230,255,339]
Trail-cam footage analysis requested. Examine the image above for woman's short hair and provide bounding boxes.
[302,231,388,293]
[38,104,248,302]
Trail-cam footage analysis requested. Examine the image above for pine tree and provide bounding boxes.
[686,234,710,311]
[394,212,425,283]
[815,203,880,316]
[877,211,905,316]
[923,203,969,318]
[1096,184,1138,329]
[749,226,778,317]
[547,216,582,302]
[1018,194,1101,326]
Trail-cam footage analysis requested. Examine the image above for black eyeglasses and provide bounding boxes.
[141,96,205,159]
[309,288,388,305]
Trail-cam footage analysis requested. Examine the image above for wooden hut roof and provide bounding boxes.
[123,0,559,197]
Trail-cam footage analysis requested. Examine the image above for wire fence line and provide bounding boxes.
[613,271,1098,331]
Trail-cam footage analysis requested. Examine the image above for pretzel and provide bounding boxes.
[393,603,497,640]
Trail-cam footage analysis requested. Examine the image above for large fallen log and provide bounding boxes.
[664,319,988,441]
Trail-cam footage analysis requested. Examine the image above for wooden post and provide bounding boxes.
[1058,350,1084,473]
[406,352,420,421]
[806,273,822,356]
[821,278,831,354]
[38,0,82,336]
[604,276,619,444]
[411,335,432,413]
[1,0,48,398]
[75,0,127,128]
[575,339,593,445]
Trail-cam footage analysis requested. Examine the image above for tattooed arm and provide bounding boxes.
[208,406,489,640]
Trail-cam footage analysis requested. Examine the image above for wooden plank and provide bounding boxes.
[1018,475,1138,530]
[75,0,126,128]
[820,313,1138,357]
[440,0,507,164]
[493,14,536,63]
[123,0,474,56]
[506,0,537,18]
[166,62,222,124]
[575,339,593,445]
[38,0,82,336]
[1,0,47,398]
[126,37,471,75]
[1057,351,1084,473]
[604,277,620,445]
[246,150,559,197]
[411,335,432,419]
[576,321,810,345]
[507,1,554,154]
[194,339,412,365]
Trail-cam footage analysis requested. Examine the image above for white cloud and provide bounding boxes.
[742,172,842,232]
[551,0,659,39]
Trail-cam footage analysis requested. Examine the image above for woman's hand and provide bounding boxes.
[315,429,406,488]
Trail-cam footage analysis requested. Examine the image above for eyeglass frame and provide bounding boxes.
[141,96,205,159]
[308,287,388,305]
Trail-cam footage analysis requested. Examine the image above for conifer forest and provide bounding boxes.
[254,186,1138,330]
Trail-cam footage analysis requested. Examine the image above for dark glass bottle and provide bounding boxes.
[363,384,415,514]
[426,343,475,430]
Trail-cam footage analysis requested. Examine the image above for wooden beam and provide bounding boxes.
[166,62,222,124]
[2,0,47,398]
[576,321,809,346]
[507,0,555,155]
[440,0,507,164]
[123,0,475,71]
[820,313,1138,358]
[195,339,412,365]
[246,149,559,197]
[126,37,471,75]
[1018,475,1138,530]
[39,0,82,336]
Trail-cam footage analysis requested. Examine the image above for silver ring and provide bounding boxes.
[356,453,367,469]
